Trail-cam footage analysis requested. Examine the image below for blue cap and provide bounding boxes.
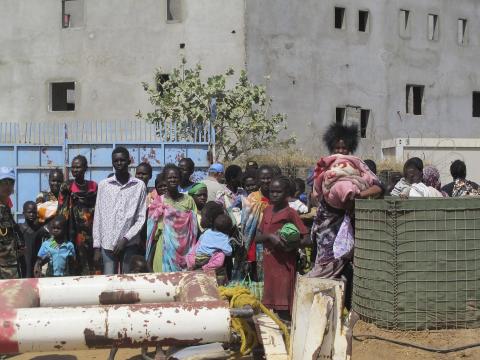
[209,163,224,173]
[0,167,15,181]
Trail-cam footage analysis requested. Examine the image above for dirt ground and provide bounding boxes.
[9,348,152,360]
[8,321,480,359]
[353,321,480,360]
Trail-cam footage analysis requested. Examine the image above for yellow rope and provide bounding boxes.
[219,286,291,356]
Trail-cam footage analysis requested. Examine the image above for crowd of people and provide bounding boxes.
[0,122,478,318]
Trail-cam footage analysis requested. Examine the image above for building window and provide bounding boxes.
[334,7,346,29]
[156,74,170,95]
[360,109,370,138]
[62,0,84,28]
[336,107,346,123]
[427,14,439,41]
[458,18,467,45]
[358,10,369,32]
[406,85,424,115]
[399,9,411,38]
[473,92,480,117]
[50,82,75,111]
[167,0,182,22]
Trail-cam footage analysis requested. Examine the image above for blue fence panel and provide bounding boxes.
[0,121,214,218]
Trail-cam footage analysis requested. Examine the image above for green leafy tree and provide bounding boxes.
[137,58,293,162]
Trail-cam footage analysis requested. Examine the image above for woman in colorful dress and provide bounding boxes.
[58,155,97,275]
[232,165,273,281]
[149,164,198,273]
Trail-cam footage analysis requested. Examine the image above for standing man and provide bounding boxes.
[178,158,197,193]
[93,147,147,274]
[0,167,20,279]
[202,163,226,202]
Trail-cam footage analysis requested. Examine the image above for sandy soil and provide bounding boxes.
[353,321,480,360]
[9,348,151,360]
[8,321,480,359]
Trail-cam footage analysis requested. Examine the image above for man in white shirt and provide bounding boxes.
[202,163,226,202]
[93,147,147,274]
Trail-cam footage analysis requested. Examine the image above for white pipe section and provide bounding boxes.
[13,302,231,353]
[37,273,189,306]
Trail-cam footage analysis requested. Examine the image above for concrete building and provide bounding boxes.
[0,0,245,124]
[246,0,480,164]
[2,0,480,180]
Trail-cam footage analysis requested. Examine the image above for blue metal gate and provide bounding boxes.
[0,121,214,219]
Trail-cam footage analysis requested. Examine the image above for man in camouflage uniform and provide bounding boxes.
[0,167,20,279]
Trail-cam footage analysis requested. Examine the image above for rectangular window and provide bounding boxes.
[358,10,369,32]
[399,9,411,38]
[50,82,75,111]
[473,92,480,117]
[428,14,439,41]
[334,7,346,29]
[458,18,467,45]
[360,109,370,138]
[62,0,84,28]
[336,107,346,123]
[406,85,424,115]
[156,74,170,94]
[167,0,182,22]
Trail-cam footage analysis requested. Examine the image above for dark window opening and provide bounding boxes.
[51,82,75,111]
[360,109,370,138]
[156,74,170,94]
[406,85,424,115]
[428,14,439,41]
[359,10,369,32]
[335,7,346,29]
[399,9,410,37]
[179,43,185,49]
[458,19,467,45]
[62,0,84,28]
[473,92,480,117]
[167,0,181,22]
[336,107,345,123]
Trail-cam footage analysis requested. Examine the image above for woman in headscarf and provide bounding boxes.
[188,183,208,233]
[423,165,447,197]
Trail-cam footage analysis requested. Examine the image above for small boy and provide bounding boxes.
[18,201,48,278]
[294,178,308,205]
[288,178,308,214]
[187,213,232,284]
[34,215,75,277]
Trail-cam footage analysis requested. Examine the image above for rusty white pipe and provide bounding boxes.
[0,272,219,308]
[0,301,231,354]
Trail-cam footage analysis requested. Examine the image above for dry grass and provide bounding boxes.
[377,159,404,173]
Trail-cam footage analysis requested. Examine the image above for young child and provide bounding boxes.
[18,201,48,278]
[34,215,76,277]
[288,178,308,214]
[135,162,153,187]
[187,212,232,284]
[256,176,309,317]
[294,178,308,205]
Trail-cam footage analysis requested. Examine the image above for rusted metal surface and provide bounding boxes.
[176,271,220,302]
[1,301,230,353]
[0,278,39,309]
[0,273,198,308]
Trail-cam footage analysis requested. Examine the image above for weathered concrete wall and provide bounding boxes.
[0,0,245,123]
[246,0,480,159]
